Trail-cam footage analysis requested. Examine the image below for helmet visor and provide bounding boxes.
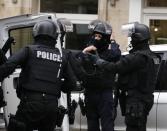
[57,18,73,33]
[121,23,135,37]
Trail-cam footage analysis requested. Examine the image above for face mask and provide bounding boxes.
[89,35,108,49]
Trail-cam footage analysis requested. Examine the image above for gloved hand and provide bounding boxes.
[83,52,107,68]
[82,45,97,54]
[95,58,107,67]
[86,53,98,63]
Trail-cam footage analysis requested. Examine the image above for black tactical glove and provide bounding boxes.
[95,58,107,68]
[84,52,108,68]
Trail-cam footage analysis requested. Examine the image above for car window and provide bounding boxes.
[9,27,33,55]
[155,52,167,91]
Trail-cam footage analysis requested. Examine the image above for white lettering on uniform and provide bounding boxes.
[42,52,46,59]
[53,54,57,61]
[57,55,61,62]
[36,51,61,62]
[37,51,42,57]
[50,53,53,60]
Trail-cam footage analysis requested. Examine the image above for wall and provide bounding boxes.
[98,0,129,52]
[0,0,39,19]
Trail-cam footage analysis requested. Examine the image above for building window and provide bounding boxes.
[40,0,98,14]
[150,20,167,45]
[145,0,167,7]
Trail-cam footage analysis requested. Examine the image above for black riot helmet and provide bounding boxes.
[88,20,112,37]
[88,20,112,50]
[33,20,59,40]
[122,22,150,46]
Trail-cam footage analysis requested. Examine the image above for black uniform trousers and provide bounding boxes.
[125,97,153,131]
[8,91,58,131]
[85,89,114,131]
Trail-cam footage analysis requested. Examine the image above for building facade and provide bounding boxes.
[0,0,167,52]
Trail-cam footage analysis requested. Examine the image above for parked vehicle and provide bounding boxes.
[0,14,167,131]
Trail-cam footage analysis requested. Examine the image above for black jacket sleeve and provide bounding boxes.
[68,51,86,81]
[61,50,78,93]
[105,42,121,62]
[0,49,7,65]
[0,47,29,81]
[0,49,7,107]
[98,53,147,75]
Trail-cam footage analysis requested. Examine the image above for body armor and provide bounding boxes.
[19,45,63,96]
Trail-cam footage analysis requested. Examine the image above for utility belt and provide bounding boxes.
[21,90,58,101]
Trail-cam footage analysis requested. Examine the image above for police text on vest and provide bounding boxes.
[37,51,61,62]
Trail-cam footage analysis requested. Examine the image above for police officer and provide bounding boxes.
[0,20,75,131]
[73,20,121,131]
[94,22,159,131]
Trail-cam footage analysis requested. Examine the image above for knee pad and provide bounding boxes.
[8,114,26,131]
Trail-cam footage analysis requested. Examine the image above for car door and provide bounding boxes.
[155,51,167,131]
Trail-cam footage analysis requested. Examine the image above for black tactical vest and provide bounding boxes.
[19,45,63,96]
[136,51,158,94]
[118,50,159,99]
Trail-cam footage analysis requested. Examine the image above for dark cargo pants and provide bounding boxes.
[85,89,114,131]
[8,91,58,131]
[125,97,153,131]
